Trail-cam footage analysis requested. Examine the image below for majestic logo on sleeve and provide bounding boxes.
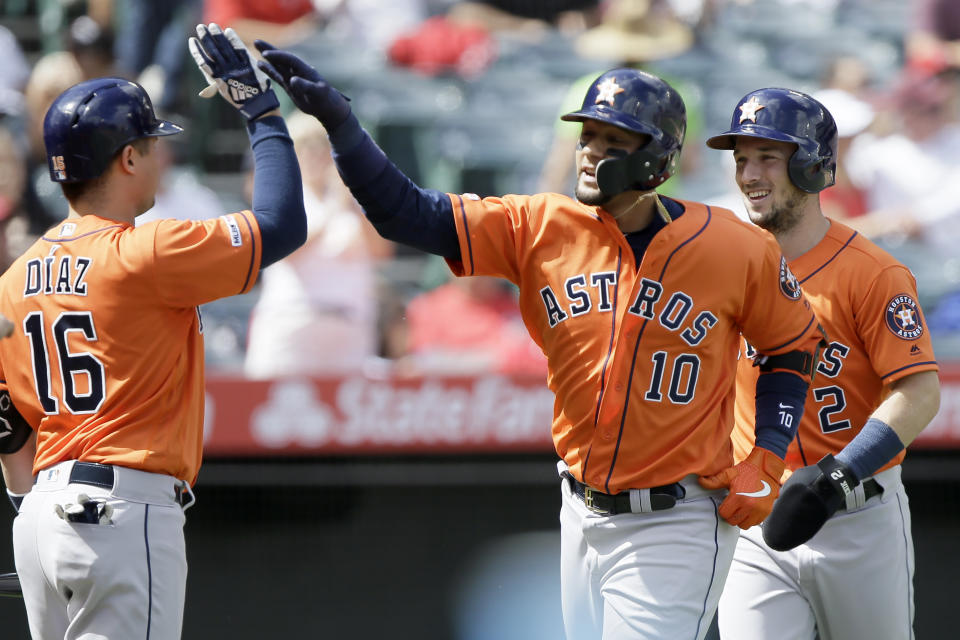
[778,257,801,300]
[886,294,924,339]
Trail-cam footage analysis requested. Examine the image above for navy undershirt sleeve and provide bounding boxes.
[328,113,461,259]
[754,371,809,458]
[247,115,307,268]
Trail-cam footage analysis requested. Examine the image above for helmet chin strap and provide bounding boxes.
[609,192,650,221]
[655,194,673,223]
[608,192,673,225]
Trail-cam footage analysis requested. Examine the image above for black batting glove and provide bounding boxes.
[254,40,351,130]
[762,454,860,551]
[188,23,280,120]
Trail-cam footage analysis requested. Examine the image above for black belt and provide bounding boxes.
[564,473,686,515]
[36,462,194,508]
[68,461,114,489]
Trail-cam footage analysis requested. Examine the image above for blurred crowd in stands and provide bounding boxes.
[0,0,958,377]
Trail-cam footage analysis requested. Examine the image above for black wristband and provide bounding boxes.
[816,453,860,500]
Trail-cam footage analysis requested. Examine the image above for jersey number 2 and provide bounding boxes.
[24,311,105,415]
[813,385,851,433]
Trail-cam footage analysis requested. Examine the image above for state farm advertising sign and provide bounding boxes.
[201,367,960,456]
[202,375,556,455]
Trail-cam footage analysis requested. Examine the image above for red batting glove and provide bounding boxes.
[698,447,785,529]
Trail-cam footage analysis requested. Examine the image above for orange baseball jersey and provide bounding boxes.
[733,220,939,472]
[445,192,824,493]
[0,212,262,484]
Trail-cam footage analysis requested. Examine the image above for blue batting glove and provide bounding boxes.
[254,40,351,130]
[188,23,280,120]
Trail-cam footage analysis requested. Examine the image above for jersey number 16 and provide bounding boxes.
[24,311,105,415]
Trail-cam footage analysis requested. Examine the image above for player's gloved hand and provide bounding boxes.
[762,453,860,551]
[188,23,280,120]
[699,446,785,530]
[253,40,351,130]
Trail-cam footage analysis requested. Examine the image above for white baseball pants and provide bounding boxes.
[13,460,191,640]
[559,466,738,640]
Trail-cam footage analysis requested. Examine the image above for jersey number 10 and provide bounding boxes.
[644,351,701,404]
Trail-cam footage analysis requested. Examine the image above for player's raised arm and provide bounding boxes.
[254,41,461,260]
[189,24,307,267]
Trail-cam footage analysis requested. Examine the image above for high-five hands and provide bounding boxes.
[188,23,279,120]
[254,40,351,130]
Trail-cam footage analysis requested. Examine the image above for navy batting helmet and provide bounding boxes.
[43,77,182,183]
[706,88,838,193]
[561,68,686,195]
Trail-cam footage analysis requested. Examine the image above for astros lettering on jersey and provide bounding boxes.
[733,221,939,471]
[446,192,824,493]
[0,213,262,485]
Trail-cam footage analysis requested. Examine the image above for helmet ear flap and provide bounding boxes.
[811,158,835,191]
[596,149,631,196]
[595,143,679,196]
[788,153,836,193]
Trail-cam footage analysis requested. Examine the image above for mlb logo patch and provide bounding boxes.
[220,215,243,247]
[52,155,66,181]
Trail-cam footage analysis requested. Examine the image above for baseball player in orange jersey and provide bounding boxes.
[254,45,826,639]
[706,88,941,640]
[0,24,307,639]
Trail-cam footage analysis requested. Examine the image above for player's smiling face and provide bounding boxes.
[575,120,648,206]
[733,137,807,234]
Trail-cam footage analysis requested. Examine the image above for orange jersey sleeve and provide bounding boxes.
[0,213,262,484]
[733,220,939,471]
[446,193,822,493]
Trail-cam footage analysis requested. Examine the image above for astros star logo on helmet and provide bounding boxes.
[594,77,625,106]
[738,96,765,123]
